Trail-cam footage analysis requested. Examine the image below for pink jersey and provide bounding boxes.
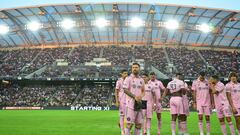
[123,74,145,109]
[192,79,211,107]
[142,83,154,104]
[225,82,240,108]
[167,78,185,93]
[115,78,126,104]
[213,81,229,109]
[148,79,165,99]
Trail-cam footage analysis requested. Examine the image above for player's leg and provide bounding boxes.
[197,105,204,135]
[217,107,227,135]
[125,108,134,135]
[156,112,162,135]
[204,106,212,135]
[205,115,211,135]
[218,117,227,135]
[146,104,153,135]
[119,103,125,135]
[135,111,143,135]
[171,114,178,135]
[170,97,178,135]
[226,116,235,135]
[178,101,186,135]
[225,108,235,135]
[142,109,147,135]
[235,116,240,135]
[234,108,240,134]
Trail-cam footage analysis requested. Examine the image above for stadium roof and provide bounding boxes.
[0,3,239,47]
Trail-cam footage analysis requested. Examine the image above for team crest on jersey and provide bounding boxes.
[148,86,151,89]
[155,83,158,86]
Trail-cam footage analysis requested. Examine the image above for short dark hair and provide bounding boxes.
[149,72,155,75]
[228,72,238,79]
[176,73,183,76]
[142,73,148,76]
[199,71,206,76]
[211,75,219,80]
[121,69,128,73]
[132,62,140,67]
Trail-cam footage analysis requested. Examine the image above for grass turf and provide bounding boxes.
[0,110,237,135]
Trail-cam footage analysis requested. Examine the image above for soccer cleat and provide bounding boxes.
[200,133,204,135]
[207,132,210,135]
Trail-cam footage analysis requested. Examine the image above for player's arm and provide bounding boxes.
[115,88,120,106]
[161,88,169,101]
[191,82,197,109]
[124,88,135,99]
[226,87,237,113]
[209,88,215,109]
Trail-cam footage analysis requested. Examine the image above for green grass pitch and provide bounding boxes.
[0,110,237,135]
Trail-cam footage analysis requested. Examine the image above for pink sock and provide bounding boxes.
[198,120,203,133]
[143,118,146,134]
[206,121,211,133]
[134,128,141,135]
[180,121,187,134]
[125,128,131,135]
[178,121,181,132]
[228,122,235,135]
[147,118,151,129]
[158,120,162,134]
[171,121,176,135]
[238,128,240,134]
[220,123,227,135]
[120,116,124,130]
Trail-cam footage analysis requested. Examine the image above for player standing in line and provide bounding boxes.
[162,73,186,135]
[123,63,145,135]
[209,75,235,135]
[148,72,165,135]
[226,72,240,135]
[192,72,213,135]
[115,69,128,135]
[178,74,190,135]
[141,73,156,135]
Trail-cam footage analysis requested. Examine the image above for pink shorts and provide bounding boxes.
[126,107,143,124]
[142,103,153,118]
[216,104,232,118]
[170,97,184,115]
[197,105,212,116]
[182,96,189,116]
[119,102,126,116]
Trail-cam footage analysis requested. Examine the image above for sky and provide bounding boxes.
[0,0,239,11]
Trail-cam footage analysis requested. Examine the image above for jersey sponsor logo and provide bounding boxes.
[132,84,136,88]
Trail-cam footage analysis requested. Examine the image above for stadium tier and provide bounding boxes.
[0,46,239,79]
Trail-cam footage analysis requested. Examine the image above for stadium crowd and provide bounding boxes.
[0,46,239,79]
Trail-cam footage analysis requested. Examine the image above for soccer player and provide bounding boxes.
[141,73,156,135]
[209,75,235,135]
[148,72,165,135]
[162,73,186,135]
[179,74,190,135]
[115,69,128,135]
[192,72,213,135]
[226,72,240,134]
[123,63,145,135]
